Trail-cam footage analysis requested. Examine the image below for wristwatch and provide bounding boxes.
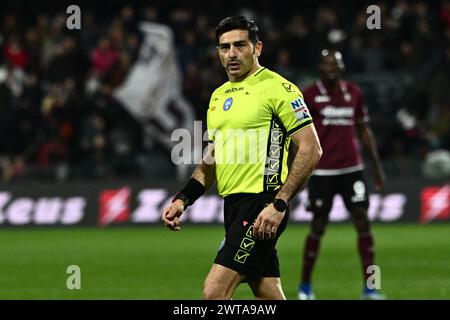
[273,198,287,212]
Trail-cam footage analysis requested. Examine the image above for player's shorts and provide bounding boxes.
[307,170,370,214]
[214,191,289,280]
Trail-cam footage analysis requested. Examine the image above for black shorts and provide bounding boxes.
[307,170,370,214]
[214,191,289,279]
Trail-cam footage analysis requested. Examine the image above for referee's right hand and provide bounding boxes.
[162,199,185,231]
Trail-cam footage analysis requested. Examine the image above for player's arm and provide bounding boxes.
[275,125,322,202]
[253,125,322,240]
[161,143,216,231]
[356,122,385,192]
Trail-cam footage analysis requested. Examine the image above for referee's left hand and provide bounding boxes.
[161,199,185,231]
[253,204,285,240]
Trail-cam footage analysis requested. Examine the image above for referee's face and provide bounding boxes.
[217,29,262,82]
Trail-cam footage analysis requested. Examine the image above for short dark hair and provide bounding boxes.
[215,16,259,45]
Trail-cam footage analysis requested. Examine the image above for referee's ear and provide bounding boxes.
[253,41,262,58]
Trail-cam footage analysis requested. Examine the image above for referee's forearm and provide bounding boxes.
[191,161,216,191]
[276,146,322,202]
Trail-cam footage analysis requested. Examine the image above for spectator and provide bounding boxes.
[90,37,118,77]
[3,36,28,69]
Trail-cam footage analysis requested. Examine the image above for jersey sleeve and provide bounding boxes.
[268,81,313,135]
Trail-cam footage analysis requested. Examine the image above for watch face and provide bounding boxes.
[274,199,287,211]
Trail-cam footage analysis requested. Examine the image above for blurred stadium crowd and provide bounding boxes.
[0,0,449,183]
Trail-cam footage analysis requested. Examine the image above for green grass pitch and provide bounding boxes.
[0,223,448,299]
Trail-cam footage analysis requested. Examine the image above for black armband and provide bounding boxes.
[172,178,205,207]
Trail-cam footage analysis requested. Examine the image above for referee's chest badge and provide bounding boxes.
[223,97,233,111]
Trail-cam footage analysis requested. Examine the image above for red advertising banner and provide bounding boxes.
[98,187,131,226]
[420,185,450,223]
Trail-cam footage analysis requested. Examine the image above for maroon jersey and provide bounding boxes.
[303,80,369,175]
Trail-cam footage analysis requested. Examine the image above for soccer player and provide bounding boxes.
[161,16,322,300]
[297,49,386,300]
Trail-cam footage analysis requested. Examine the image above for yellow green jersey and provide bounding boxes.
[207,67,313,196]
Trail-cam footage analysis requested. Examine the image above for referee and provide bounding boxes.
[162,16,322,300]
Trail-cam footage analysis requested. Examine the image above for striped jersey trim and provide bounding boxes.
[287,119,313,135]
[253,67,266,77]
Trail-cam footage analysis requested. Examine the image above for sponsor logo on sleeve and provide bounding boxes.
[290,97,311,121]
